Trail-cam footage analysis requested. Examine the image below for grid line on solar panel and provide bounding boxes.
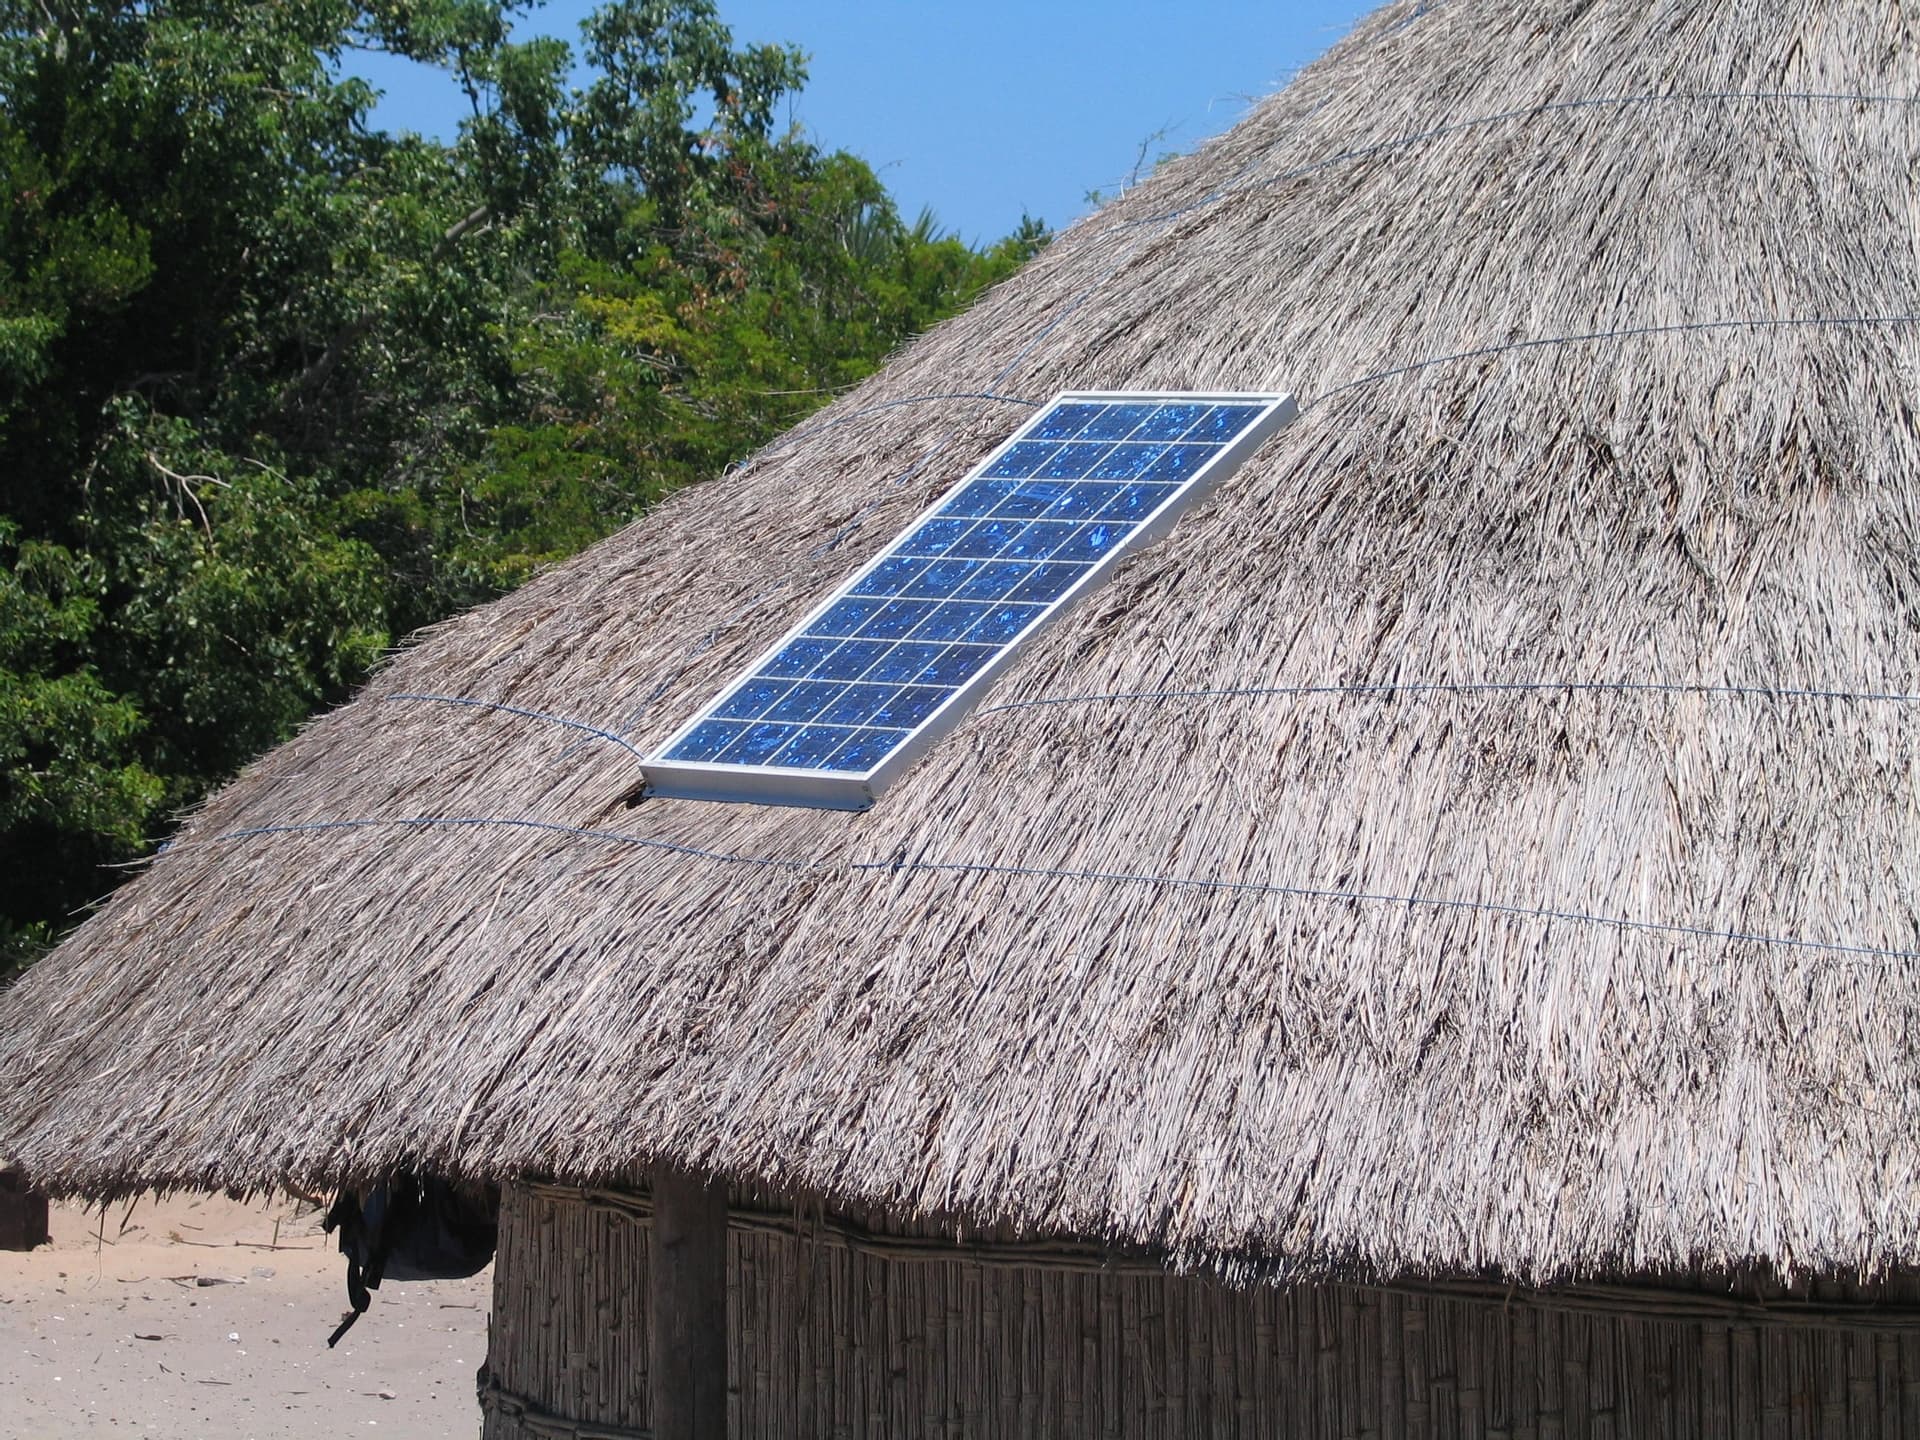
[648,393,1293,796]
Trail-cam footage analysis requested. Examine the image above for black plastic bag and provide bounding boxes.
[323,1177,497,1346]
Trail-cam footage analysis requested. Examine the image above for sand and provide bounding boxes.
[0,1192,491,1439]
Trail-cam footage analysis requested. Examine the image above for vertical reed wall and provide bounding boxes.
[483,1181,653,1437]
[483,1181,1920,1439]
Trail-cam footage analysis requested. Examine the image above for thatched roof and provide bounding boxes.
[7,0,1920,1289]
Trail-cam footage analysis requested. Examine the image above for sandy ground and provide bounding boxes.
[0,1193,491,1439]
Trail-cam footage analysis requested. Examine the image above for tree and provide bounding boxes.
[0,0,1047,971]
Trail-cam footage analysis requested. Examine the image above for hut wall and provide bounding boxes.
[483,1181,654,1437]
[483,1182,1920,1439]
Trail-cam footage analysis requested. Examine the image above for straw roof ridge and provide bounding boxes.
[8,0,1920,1289]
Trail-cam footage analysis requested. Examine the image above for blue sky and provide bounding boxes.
[350,1,1379,244]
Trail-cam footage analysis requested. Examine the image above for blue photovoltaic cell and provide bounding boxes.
[651,393,1288,795]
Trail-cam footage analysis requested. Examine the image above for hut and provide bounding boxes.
[9,0,1920,1432]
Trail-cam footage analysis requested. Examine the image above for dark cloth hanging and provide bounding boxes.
[323,1177,498,1346]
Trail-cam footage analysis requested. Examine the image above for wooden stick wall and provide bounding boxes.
[485,1181,1920,1439]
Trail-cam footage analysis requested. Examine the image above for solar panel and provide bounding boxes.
[641,390,1297,808]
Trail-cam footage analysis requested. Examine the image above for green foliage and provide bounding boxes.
[0,0,1047,956]
[0,520,163,945]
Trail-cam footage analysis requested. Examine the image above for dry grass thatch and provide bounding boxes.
[7,0,1920,1288]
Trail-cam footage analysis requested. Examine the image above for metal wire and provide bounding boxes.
[863,854,1920,965]
[382,678,1920,761]
[212,814,799,871]
[1312,313,1920,404]
[198,813,1920,966]
[978,678,1920,719]
[383,693,644,758]
[1125,89,1920,230]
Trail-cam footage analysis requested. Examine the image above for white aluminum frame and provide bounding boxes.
[641,390,1299,809]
